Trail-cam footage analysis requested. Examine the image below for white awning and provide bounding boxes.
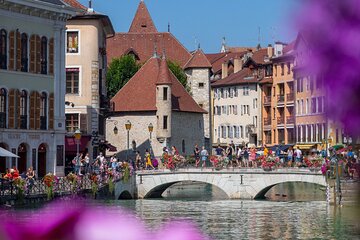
[0,147,19,158]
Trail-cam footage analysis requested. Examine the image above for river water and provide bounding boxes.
[3,182,360,239]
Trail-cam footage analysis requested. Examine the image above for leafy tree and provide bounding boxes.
[167,60,190,93]
[106,55,140,98]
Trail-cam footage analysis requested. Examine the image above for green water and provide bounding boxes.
[2,182,360,239]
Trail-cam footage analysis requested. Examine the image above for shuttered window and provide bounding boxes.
[8,31,15,70]
[0,29,7,69]
[66,68,79,94]
[40,37,47,74]
[48,38,54,75]
[49,93,54,129]
[20,33,28,72]
[40,92,47,130]
[29,35,36,73]
[20,90,28,129]
[0,88,7,128]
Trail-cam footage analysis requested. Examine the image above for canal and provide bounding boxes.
[2,182,360,239]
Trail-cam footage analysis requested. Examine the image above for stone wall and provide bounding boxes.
[171,111,205,155]
[186,68,211,141]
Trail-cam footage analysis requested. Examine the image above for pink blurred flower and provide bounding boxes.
[0,201,208,240]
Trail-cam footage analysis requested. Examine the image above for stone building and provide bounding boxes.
[107,54,205,158]
[106,0,211,149]
[0,0,75,176]
[63,0,115,164]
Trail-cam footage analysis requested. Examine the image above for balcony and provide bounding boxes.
[277,95,285,103]
[264,96,271,105]
[286,116,295,124]
[264,117,271,126]
[286,93,294,102]
[277,116,285,125]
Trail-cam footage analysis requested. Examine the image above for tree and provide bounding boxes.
[167,60,190,93]
[106,55,140,99]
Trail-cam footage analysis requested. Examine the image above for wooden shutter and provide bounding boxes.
[29,35,36,73]
[49,38,54,75]
[16,31,21,71]
[49,93,54,129]
[35,92,41,129]
[15,90,20,129]
[29,91,36,129]
[8,89,15,128]
[35,35,41,73]
[80,114,87,134]
[9,31,15,70]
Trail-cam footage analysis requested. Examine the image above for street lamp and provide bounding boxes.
[148,123,153,139]
[74,129,82,158]
[125,120,132,160]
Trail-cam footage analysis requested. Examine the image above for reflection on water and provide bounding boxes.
[112,199,359,240]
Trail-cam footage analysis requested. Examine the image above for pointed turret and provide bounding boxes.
[155,55,172,145]
[129,1,158,33]
[157,55,173,85]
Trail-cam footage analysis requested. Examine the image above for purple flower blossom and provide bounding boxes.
[297,0,360,136]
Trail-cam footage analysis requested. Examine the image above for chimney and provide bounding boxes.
[233,57,243,73]
[222,61,228,79]
[267,44,273,58]
[87,0,94,13]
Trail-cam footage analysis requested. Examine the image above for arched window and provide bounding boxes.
[40,92,47,130]
[0,88,7,128]
[0,29,7,69]
[20,90,28,129]
[21,33,28,72]
[41,36,47,74]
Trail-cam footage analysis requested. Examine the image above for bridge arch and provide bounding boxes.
[253,181,327,199]
[118,190,133,200]
[144,181,228,199]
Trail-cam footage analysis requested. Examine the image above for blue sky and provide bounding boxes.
[78,0,300,53]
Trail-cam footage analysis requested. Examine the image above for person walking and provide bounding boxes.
[73,153,81,175]
[226,144,234,168]
[243,148,249,168]
[295,147,302,167]
[249,147,257,168]
[287,147,294,167]
[236,146,242,167]
[145,149,155,170]
[83,153,90,174]
[194,144,200,167]
[200,146,208,168]
[215,145,224,156]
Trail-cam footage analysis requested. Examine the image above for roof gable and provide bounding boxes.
[211,68,257,87]
[184,49,212,69]
[107,32,192,67]
[129,1,157,33]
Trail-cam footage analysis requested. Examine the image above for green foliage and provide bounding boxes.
[106,55,141,99]
[167,60,190,92]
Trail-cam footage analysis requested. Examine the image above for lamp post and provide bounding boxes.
[148,123,153,155]
[125,120,132,161]
[74,129,82,158]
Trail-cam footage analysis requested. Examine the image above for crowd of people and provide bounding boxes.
[1,166,36,193]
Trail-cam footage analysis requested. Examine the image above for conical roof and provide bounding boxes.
[129,1,157,33]
[184,49,212,69]
[157,55,172,85]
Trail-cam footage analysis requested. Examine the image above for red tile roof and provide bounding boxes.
[184,49,212,69]
[211,68,258,87]
[251,48,269,64]
[107,32,192,67]
[62,0,87,10]
[129,1,157,33]
[206,51,246,74]
[111,57,205,113]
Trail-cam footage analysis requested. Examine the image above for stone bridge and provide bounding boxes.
[127,168,327,200]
